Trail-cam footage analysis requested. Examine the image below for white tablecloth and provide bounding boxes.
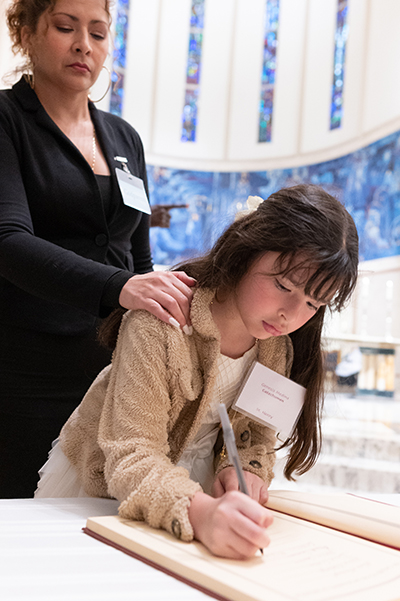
[0,498,210,601]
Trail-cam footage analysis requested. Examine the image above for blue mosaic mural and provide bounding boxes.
[148,130,400,266]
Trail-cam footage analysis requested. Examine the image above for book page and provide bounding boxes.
[266,490,400,549]
[85,514,400,601]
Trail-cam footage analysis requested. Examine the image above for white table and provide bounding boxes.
[2,495,400,600]
[0,498,211,601]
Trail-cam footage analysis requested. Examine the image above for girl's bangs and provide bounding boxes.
[305,263,356,310]
[274,253,356,310]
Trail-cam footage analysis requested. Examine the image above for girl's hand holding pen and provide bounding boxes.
[188,490,273,559]
[212,467,270,506]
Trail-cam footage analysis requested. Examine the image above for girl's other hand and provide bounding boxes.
[212,466,269,506]
[188,490,273,559]
[119,271,196,331]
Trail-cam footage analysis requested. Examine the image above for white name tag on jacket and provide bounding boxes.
[115,168,151,214]
[232,362,305,441]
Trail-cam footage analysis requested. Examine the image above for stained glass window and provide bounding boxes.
[330,0,349,130]
[258,0,280,143]
[181,0,206,142]
[110,0,130,117]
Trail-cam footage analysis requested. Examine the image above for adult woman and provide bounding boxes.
[0,0,194,498]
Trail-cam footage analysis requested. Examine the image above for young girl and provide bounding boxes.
[35,184,359,559]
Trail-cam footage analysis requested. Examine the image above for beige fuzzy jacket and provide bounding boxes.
[60,288,293,542]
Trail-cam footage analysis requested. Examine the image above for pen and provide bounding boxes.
[218,403,264,555]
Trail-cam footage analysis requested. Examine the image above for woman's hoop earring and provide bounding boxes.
[89,65,112,103]
[23,72,35,90]
[23,50,35,90]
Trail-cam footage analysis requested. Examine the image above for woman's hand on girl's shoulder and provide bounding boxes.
[212,466,269,506]
[188,490,273,559]
[119,271,196,332]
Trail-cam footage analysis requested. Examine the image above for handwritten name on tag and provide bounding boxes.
[232,362,305,440]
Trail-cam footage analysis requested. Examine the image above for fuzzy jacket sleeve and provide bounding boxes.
[97,311,202,542]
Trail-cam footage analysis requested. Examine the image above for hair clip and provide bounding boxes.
[235,195,264,220]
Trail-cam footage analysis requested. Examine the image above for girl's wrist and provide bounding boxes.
[188,491,213,540]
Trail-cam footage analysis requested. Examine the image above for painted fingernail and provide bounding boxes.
[169,317,180,329]
[183,325,193,336]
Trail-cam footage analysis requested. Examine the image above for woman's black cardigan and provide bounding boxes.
[0,77,153,335]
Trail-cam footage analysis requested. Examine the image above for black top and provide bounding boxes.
[95,173,112,219]
[0,77,153,335]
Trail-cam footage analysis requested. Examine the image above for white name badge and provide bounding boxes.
[115,168,151,215]
[232,362,305,441]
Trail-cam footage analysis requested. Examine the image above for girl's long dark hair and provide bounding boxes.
[101,184,359,480]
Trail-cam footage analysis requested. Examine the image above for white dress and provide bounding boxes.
[35,439,89,498]
[35,346,257,498]
[177,345,257,493]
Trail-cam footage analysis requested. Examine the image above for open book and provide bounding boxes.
[84,490,400,601]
